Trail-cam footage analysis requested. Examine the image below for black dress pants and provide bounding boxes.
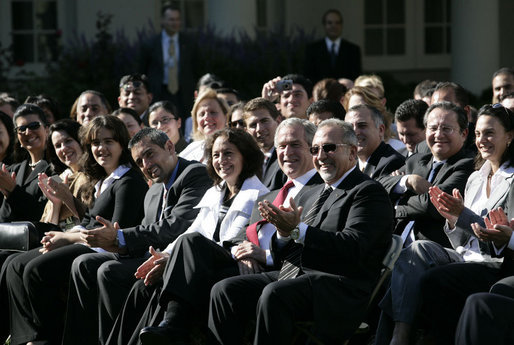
[6,244,94,345]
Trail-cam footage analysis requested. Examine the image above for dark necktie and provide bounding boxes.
[330,42,337,67]
[278,185,333,280]
[246,180,295,246]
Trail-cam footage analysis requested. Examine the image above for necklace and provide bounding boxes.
[29,160,41,168]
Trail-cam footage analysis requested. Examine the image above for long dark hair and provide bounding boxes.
[79,115,136,182]
[474,104,514,169]
[46,119,82,174]
[0,110,15,164]
[204,128,263,190]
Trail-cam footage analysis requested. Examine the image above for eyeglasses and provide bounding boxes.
[120,81,144,91]
[229,119,245,128]
[426,125,456,135]
[309,143,347,155]
[151,116,177,127]
[15,121,42,133]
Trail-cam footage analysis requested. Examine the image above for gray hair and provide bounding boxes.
[317,118,358,146]
[347,104,384,129]
[274,117,317,147]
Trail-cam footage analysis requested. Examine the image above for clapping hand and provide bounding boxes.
[258,197,303,237]
[471,207,514,248]
[429,186,464,229]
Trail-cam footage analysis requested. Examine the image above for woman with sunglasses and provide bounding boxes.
[0,104,53,223]
[376,104,514,345]
[179,88,229,163]
[5,115,148,345]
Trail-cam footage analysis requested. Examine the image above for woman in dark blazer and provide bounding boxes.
[5,116,148,345]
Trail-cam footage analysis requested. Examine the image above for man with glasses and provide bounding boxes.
[243,98,285,190]
[148,101,188,154]
[345,104,405,180]
[208,118,393,344]
[118,74,153,126]
[380,101,474,247]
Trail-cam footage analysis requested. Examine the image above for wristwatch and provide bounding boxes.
[290,226,300,240]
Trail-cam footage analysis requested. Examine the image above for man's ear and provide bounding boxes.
[165,140,175,153]
[464,105,472,123]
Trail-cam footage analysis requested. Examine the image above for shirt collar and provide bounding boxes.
[94,164,131,195]
[325,36,342,47]
[290,168,317,189]
[164,160,180,191]
[331,165,356,189]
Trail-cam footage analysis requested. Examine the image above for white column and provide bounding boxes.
[451,0,499,96]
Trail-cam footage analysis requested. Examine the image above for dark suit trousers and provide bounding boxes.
[158,232,239,313]
[62,251,140,345]
[106,280,160,345]
[0,250,21,340]
[209,271,328,345]
[420,261,501,345]
[6,244,94,345]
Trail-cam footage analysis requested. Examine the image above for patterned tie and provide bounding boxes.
[246,180,295,246]
[278,185,333,280]
[167,38,179,94]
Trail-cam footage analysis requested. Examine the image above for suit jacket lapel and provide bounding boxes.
[20,160,49,187]
[485,176,513,210]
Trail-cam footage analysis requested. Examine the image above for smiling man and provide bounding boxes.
[380,101,474,247]
[345,104,405,179]
[118,74,153,126]
[261,74,313,120]
[61,127,210,344]
[208,119,393,344]
[243,97,285,189]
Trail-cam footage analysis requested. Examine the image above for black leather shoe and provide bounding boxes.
[139,324,187,345]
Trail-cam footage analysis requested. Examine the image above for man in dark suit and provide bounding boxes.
[395,99,428,156]
[208,118,394,345]
[139,4,196,123]
[242,98,285,190]
[380,101,474,247]
[61,127,211,344]
[108,118,322,345]
[345,104,405,180]
[305,9,362,83]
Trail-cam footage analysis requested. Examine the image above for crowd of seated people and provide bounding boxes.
[1,40,514,345]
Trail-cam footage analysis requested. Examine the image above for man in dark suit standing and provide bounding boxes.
[208,119,393,344]
[139,4,196,124]
[60,127,211,345]
[345,104,405,180]
[305,9,362,83]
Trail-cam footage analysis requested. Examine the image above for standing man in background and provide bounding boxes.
[305,9,362,83]
[139,3,197,126]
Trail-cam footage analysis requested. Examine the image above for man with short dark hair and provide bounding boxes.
[395,99,428,156]
[243,98,285,190]
[61,127,211,345]
[261,74,313,119]
[381,101,474,247]
[208,118,393,344]
[492,67,514,104]
[304,9,362,83]
[139,4,197,123]
[345,104,405,179]
[76,90,111,125]
[306,99,346,125]
[118,74,153,126]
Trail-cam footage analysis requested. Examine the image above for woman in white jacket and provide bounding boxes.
[121,128,269,345]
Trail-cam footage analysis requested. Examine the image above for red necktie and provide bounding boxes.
[246,180,295,246]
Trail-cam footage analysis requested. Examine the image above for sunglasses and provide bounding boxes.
[309,143,347,155]
[229,119,245,128]
[15,121,42,133]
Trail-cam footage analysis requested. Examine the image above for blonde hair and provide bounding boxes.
[191,88,229,141]
[354,74,385,99]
